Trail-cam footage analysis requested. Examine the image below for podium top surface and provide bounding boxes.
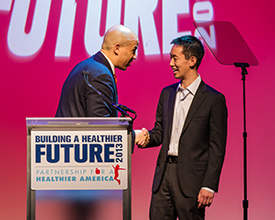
[26,117,132,126]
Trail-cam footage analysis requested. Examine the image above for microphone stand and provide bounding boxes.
[83,69,136,217]
[234,62,249,220]
[82,70,137,121]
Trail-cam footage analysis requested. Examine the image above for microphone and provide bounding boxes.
[82,70,137,120]
[115,104,136,114]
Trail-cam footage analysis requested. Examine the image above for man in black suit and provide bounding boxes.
[138,35,228,220]
[55,24,139,117]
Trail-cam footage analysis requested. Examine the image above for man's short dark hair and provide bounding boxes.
[171,35,205,69]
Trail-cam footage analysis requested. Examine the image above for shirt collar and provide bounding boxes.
[100,51,115,75]
[177,74,201,95]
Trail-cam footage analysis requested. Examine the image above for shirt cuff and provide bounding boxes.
[134,130,142,135]
[201,187,215,194]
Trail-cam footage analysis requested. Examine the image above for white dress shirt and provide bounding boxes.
[100,51,115,75]
[168,75,201,155]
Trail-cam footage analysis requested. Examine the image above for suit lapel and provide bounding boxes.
[93,51,118,102]
[182,81,207,134]
[93,51,114,74]
[167,84,178,141]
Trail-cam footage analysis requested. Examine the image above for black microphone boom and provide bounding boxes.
[82,70,137,120]
[115,104,136,114]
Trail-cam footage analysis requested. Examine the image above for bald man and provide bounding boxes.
[55,24,139,117]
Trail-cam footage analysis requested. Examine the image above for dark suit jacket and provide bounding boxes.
[146,80,227,198]
[55,52,118,117]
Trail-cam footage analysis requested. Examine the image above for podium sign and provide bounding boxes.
[31,130,128,190]
[26,117,133,220]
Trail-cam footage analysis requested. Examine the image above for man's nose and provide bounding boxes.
[169,59,174,67]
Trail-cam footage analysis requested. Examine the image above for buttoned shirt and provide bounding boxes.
[168,75,201,156]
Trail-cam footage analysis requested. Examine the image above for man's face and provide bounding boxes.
[117,39,138,71]
[169,44,193,80]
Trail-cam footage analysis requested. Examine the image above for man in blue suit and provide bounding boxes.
[54,25,143,220]
[56,24,139,117]
[139,35,228,220]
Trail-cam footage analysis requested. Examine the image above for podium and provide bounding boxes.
[26,117,133,220]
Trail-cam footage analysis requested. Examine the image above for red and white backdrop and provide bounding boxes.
[0,0,274,219]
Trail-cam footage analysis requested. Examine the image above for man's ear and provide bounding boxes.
[114,44,121,55]
[189,56,197,69]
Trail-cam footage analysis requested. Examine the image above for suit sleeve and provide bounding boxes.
[202,93,228,192]
[146,90,165,147]
[85,71,116,117]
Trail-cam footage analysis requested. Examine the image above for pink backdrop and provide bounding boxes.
[0,0,274,219]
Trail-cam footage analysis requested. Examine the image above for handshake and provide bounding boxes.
[135,128,150,148]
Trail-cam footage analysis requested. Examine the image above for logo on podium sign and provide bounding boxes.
[31,130,128,190]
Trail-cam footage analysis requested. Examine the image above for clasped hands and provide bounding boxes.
[135,128,149,147]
